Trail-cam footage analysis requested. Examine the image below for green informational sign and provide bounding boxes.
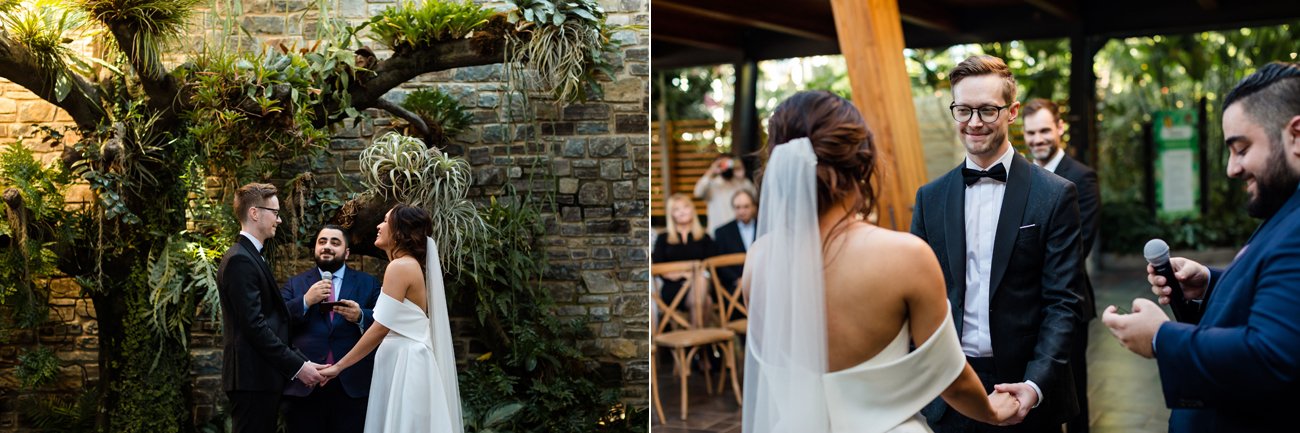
[1153,110,1200,219]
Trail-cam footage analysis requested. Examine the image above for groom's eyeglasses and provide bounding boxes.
[256,206,281,217]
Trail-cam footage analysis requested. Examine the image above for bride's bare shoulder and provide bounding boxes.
[839,224,937,270]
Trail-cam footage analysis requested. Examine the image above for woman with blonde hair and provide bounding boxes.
[652,193,714,312]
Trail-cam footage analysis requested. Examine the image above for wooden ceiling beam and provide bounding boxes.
[898,2,960,34]
[1023,0,1077,22]
[654,0,836,41]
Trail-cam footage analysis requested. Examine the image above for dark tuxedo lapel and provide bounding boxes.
[942,166,967,330]
[988,154,1032,298]
[237,235,285,316]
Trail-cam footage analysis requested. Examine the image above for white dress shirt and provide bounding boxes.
[737,219,756,250]
[1036,147,1065,173]
[963,145,1043,405]
[239,231,264,256]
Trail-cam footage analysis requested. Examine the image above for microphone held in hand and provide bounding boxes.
[1143,239,1193,322]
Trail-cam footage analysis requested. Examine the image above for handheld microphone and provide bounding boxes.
[1143,239,1193,322]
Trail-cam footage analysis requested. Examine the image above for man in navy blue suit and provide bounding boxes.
[281,225,382,433]
[1102,62,1300,433]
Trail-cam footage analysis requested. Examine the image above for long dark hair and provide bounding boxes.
[761,90,878,226]
[388,203,432,266]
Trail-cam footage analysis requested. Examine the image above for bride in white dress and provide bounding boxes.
[319,204,463,433]
[741,91,1020,433]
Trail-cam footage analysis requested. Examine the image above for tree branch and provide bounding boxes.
[374,98,433,144]
[349,38,506,110]
[107,23,181,119]
[0,37,105,131]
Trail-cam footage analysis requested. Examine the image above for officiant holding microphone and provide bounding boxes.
[281,225,383,433]
[1102,62,1300,433]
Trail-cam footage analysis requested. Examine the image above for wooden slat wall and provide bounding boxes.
[651,119,721,219]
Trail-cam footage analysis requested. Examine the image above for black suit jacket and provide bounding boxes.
[711,219,751,291]
[912,153,1084,426]
[217,235,306,392]
[1051,153,1100,320]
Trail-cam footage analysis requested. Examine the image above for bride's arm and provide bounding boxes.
[900,238,1016,425]
[324,260,416,374]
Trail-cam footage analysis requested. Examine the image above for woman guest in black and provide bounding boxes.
[652,193,714,311]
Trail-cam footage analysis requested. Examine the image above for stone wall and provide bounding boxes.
[0,0,649,429]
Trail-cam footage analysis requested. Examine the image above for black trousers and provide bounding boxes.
[1065,322,1091,433]
[927,357,1064,433]
[228,390,282,433]
[284,379,368,433]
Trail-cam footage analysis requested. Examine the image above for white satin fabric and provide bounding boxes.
[364,237,463,433]
[822,310,966,433]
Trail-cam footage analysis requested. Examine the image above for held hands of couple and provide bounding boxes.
[295,361,332,386]
[990,382,1037,426]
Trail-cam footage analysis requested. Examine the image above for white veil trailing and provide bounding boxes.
[426,236,464,433]
[742,137,830,432]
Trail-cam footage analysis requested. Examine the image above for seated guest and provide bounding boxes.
[711,188,757,317]
[652,193,714,311]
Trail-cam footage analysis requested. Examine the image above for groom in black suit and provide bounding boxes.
[912,56,1084,432]
[217,183,328,433]
[1023,98,1101,433]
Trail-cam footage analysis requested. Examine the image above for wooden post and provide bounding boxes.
[830,0,927,231]
[1068,34,1101,167]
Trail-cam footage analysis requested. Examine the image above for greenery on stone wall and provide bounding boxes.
[0,0,637,430]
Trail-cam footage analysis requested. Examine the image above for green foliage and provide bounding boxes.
[401,88,473,145]
[0,140,71,329]
[359,131,487,269]
[145,235,221,351]
[79,0,204,77]
[15,390,96,433]
[506,0,632,102]
[110,269,192,432]
[454,191,625,432]
[16,346,61,388]
[0,0,90,101]
[367,0,495,53]
[184,46,336,181]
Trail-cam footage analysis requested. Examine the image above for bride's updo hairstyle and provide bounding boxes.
[389,203,432,266]
[761,90,878,222]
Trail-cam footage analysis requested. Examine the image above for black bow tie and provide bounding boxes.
[962,163,1007,186]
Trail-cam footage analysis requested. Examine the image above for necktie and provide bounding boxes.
[962,163,1008,186]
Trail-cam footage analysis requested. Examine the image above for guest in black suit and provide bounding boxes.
[280,225,382,433]
[913,56,1084,432]
[1023,98,1101,433]
[711,188,757,302]
[217,183,327,433]
[652,193,713,310]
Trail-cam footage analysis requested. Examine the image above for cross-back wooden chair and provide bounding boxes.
[650,259,741,421]
[704,252,748,394]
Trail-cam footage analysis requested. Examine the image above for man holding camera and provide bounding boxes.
[694,155,756,235]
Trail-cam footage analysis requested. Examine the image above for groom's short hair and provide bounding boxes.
[234,182,278,224]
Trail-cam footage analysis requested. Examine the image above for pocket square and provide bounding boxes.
[1019,224,1037,229]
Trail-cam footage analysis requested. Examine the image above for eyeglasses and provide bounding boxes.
[950,103,1011,123]
[255,206,281,217]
